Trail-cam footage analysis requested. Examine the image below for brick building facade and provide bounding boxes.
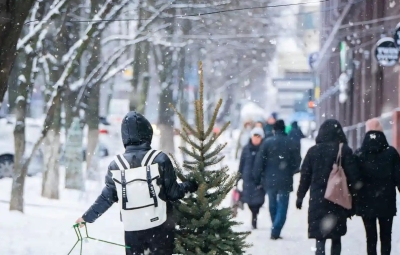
[315,0,400,149]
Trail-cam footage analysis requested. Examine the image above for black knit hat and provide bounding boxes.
[273,119,285,131]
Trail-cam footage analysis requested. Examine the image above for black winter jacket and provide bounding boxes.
[355,131,400,218]
[82,112,192,225]
[297,142,360,239]
[238,141,265,207]
[253,131,301,193]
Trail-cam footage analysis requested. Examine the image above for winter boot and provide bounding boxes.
[252,216,257,229]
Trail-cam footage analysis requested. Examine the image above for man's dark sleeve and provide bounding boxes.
[82,163,118,223]
[253,140,267,185]
[160,155,190,201]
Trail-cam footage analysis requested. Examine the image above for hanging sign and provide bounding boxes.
[375,37,399,67]
[394,22,400,48]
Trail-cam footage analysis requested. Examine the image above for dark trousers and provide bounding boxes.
[249,205,261,229]
[267,190,290,238]
[316,238,341,255]
[125,224,174,255]
[362,217,393,255]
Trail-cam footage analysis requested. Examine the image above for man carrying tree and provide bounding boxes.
[75,111,198,255]
[253,119,301,240]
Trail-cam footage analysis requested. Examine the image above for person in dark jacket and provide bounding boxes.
[238,126,265,230]
[289,121,305,148]
[253,119,301,239]
[296,119,361,255]
[355,118,400,255]
[263,112,277,139]
[75,111,198,255]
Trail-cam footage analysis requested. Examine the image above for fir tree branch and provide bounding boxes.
[204,143,227,161]
[170,103,200,138]
[179,131,202,151]
[204,155,225,168]
[203,121,230,152]
[180,146,201,161]
[204,98,223,139]
[169,154,187,182]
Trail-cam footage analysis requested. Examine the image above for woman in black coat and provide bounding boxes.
[355,118,400,255]
[238,126,265,229]
[296,119,361,255]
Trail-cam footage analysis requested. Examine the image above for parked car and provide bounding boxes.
[0,117,44,178]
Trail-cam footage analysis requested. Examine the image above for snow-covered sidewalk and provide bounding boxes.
[1,138,400,254]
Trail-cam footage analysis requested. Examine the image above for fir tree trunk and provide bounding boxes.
[42,98,62,199]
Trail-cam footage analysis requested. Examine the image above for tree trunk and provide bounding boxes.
[9,46,37,211]
[0,0,35,104]
[86,129,99,180]
[10,97,27,212]
[158,86,175,154]
[42,98,62,199]
[85,0,102,180]
[137,41,150,114]
[64,117,84,190]
[129,0,144,111]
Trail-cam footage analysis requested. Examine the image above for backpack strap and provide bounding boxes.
[114,154,130,209]
[142,150,162,207]
[141,150,162,166]
[336,143,343,166]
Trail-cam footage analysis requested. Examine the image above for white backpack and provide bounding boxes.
[111,149,167,231]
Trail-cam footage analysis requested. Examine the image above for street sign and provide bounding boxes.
[375,37,399,67]
[394,22,400,48]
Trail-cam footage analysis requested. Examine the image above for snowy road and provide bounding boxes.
[1,138,400,254]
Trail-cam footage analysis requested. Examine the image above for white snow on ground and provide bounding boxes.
[1,138,400,254]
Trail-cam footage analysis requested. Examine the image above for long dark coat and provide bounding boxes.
[238,141,265,207]
[355,130,400,218]
[297,119,361,240]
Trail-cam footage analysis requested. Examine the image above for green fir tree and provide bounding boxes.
[170,62,250,255]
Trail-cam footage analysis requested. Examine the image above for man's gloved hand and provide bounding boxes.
[186,180,198,193]
[296,198,303,210]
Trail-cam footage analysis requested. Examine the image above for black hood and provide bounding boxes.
[360,131,389,153]
[316,119,347,144]
[121,111,153,147]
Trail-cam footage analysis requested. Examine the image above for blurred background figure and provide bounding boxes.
[264,112,278,139]
[289,121,305,153]
[236,121,254,159]
[237,126,265,230]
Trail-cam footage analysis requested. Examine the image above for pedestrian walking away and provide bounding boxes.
[75,111,198,255]
[237,126,266,229]
[355,118,400,255]
[288,121,305,150]
[296,119,361,255]
[253,119,301,239]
